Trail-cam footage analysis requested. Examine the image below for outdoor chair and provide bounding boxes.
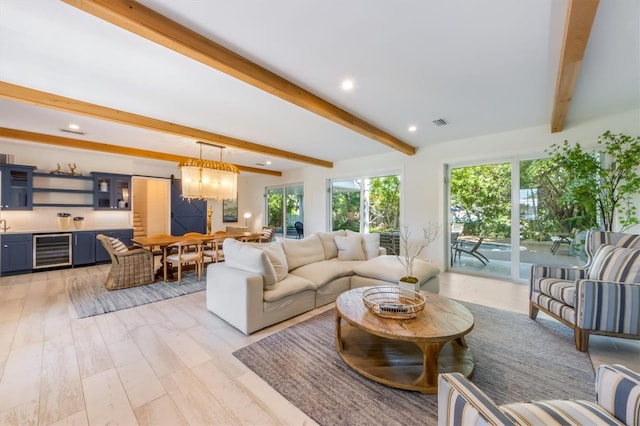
[438,364,640,426]
[530,230,640,351]
[96,234,154,290]
[452,236,489,265]
[294,221,304,239]
[550,227,579,255]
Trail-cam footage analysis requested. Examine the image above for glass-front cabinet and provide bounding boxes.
[0,164,35,210]
[92,173,131,210]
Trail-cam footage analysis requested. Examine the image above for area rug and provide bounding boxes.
[233,302,595,426]
[67,272,205,318]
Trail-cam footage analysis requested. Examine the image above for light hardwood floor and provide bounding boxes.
[0,266,638,425]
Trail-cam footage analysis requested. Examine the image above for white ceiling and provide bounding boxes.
[0,0,638,173]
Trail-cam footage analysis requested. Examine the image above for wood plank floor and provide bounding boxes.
[0,265,638,425]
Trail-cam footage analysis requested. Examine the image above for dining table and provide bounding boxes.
[131,231,261,280]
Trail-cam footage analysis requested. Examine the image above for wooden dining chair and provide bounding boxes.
[203,238,225,264]
[163,238,204,284]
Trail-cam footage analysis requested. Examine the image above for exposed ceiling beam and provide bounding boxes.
[0,128,282,176]
[0,81,331,168]
[551,0,599,133]
[62,0,416,156]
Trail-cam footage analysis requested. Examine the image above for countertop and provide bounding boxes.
[0,226,133,234]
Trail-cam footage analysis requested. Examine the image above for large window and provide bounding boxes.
[266,184,303,239]
[330,174,400,251]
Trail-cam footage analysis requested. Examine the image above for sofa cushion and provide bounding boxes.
[501,400,613,426]
[258,241,289,282]
[317,230,346,260]
[335,235,366,261]
[353,255,439,284]
[263,274,316,302]
[109,237,128,253]
[291,259,359,287]
[588,244,640,283]
[536,278,576,307]
[346,230,381,259]
[281,234,326,271]
[223,239,278,289]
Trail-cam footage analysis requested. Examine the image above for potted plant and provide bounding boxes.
[547,131,640,232]
[392,223,441,288]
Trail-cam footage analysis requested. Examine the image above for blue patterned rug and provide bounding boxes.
[67,271,205,318]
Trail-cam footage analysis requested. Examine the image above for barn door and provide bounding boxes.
[171,178,206,235]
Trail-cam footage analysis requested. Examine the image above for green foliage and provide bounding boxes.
[332,186,361,231]
[267,191,283,227]
[450,164,512,238]
[368,176,400,231]
[547,131,640,231]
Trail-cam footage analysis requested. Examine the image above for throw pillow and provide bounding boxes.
[345,230,380,259]
[587,244,640,283]
[223,238,279,289]
[109,237,128,253]
[281,234,325,270]
[334,235,366,261]
[317,230,346,260]
[257,241,288,282]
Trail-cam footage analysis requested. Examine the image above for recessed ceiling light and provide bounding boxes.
[68,124,80,130]
[266,160,272,165]
[408,125,417,133]
[341,79,354,91]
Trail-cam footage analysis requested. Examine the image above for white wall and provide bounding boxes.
[2,108,638,258]
[243,108,640,269]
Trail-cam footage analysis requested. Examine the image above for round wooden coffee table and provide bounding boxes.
[335,286,474,394]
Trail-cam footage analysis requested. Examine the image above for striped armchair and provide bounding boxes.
[438,364,640,426]
[529,230,640,351]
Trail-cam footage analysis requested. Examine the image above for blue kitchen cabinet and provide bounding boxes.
[72,231,96,266]
[1,233,33,274]
[92,173,131,210]
[0,165,35,210]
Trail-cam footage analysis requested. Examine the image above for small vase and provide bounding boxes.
[57,216,71,230]
[73,219,85,230]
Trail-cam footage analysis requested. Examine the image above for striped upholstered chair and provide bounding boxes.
[438,364,640,426]
[529,230,640,351]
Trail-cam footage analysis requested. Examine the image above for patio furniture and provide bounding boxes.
[452,236,489,265]
[550,228,579,255]
[438,363,640,426]
[96,233,155,290]
[530,230,640,351]
[294,221,304,239]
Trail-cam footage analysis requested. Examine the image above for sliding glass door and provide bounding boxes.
[448,158,585,282]
[266,184,303,239]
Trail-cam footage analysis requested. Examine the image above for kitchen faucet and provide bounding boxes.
[0,219,10,232]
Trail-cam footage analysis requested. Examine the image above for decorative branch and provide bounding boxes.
[391,223,441,282]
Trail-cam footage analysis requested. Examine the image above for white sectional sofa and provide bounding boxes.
[206,230,440,334]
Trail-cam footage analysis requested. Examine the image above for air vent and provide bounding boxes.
[432,118,448,127]
[255,163,265,167]
[60,128,86,135]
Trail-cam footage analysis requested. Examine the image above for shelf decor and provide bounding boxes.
[179,141,239,201]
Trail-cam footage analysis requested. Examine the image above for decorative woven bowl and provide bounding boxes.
[362,286,426,319]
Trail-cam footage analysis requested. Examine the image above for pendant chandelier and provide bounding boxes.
[179,141,239,201]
